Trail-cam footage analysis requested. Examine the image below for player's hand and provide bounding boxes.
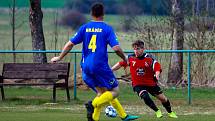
[155,71,160,81]
[50,56,61,63]
[125,55,129,65]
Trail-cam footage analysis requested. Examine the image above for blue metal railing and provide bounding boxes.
[0,49,215,104]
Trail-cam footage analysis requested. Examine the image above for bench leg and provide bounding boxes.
[53,85,56,103]
[66,86,70,102]
[0,85,5,100]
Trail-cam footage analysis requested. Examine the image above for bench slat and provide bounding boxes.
[3,71,68,79]
[0,83,65,86]
[3,63,69,71]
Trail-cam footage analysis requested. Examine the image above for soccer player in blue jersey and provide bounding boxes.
[51,3,139,121]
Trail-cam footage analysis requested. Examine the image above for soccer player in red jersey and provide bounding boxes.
[112,40,178,118]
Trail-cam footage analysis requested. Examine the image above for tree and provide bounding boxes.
[29,0,47,63]
[167,0,184,85]
[11,0,16,62]
[9,0,28,63]
[185,0,215,86]
[118,0,142,32]
[196,0,200,16]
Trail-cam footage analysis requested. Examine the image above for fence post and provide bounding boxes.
[187,52,191,104]
[73,53,77,100]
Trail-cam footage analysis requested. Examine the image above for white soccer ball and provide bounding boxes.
[105,106,117,118]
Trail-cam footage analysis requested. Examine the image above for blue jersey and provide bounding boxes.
[70,21,119,74]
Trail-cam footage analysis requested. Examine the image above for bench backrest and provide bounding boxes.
[2,63,70,79]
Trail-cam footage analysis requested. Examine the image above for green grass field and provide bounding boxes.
[0,85,215,121]
[0,111,214,121]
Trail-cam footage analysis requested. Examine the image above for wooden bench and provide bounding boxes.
[0,63,70,102]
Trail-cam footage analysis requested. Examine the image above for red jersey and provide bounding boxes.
[119,53,161,87]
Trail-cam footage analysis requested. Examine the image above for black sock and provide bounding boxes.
[141,92,159,112]
[162,100,172,113]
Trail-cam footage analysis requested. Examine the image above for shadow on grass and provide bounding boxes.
[2,97,50,105]
[0,96,85,106]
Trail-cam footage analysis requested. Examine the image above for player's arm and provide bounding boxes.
[107,26,126,61]
[155,71,161,81]
[112,61,130,81]
[112,61,128,72]
[51,26,84,63]
[123,66,130,78]
[153,61,162,81]
[50,41,74,62]
[112,62,122,71]
[112,45,127,62]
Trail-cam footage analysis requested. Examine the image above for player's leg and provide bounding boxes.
[93,69,139,120]
[85,100,95,121]
[152,85,177,118]
[155,93,177,118]
[92,86,117,108]
[92,87,106,121]
[134,86,159,111]
[83,69,118,121]
[85,87,107,121]
[141,91,158,111]
[92,70,119,108]
[110,98,126,118]
[134,86,162,118]
[91,86,119,121]
[93,87,139,120]
[82,72,99,121]
[151,86,170,112]
[110,98,139,121]
[155,93,170,111]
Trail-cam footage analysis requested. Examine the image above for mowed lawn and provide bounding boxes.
[0,111,215,121]
[0,85,215,121]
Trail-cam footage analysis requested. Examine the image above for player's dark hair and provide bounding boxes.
[91,3,104,17]
[132,40,144,48]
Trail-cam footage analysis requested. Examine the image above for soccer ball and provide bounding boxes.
[105,106,117,118]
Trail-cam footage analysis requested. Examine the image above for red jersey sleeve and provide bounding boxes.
[119,61,128,68]
[154,62,162,72]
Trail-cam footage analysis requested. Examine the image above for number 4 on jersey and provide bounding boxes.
[88,35,97,52]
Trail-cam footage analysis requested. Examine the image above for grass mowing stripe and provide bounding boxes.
[0,111,215,121]
[0,87,215,121]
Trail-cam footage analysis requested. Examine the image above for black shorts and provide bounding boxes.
[133,85,163,96]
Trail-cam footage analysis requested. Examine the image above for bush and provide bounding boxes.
[59,10,87,29]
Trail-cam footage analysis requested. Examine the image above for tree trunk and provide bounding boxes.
[196,0,200,16]
[54,10,58,56]
[192,0,195,16]
[206,0,210,16]
[167,0,184,85]
[29,0,47,63]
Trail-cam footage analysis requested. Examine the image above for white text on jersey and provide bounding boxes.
[86,28,102,32]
